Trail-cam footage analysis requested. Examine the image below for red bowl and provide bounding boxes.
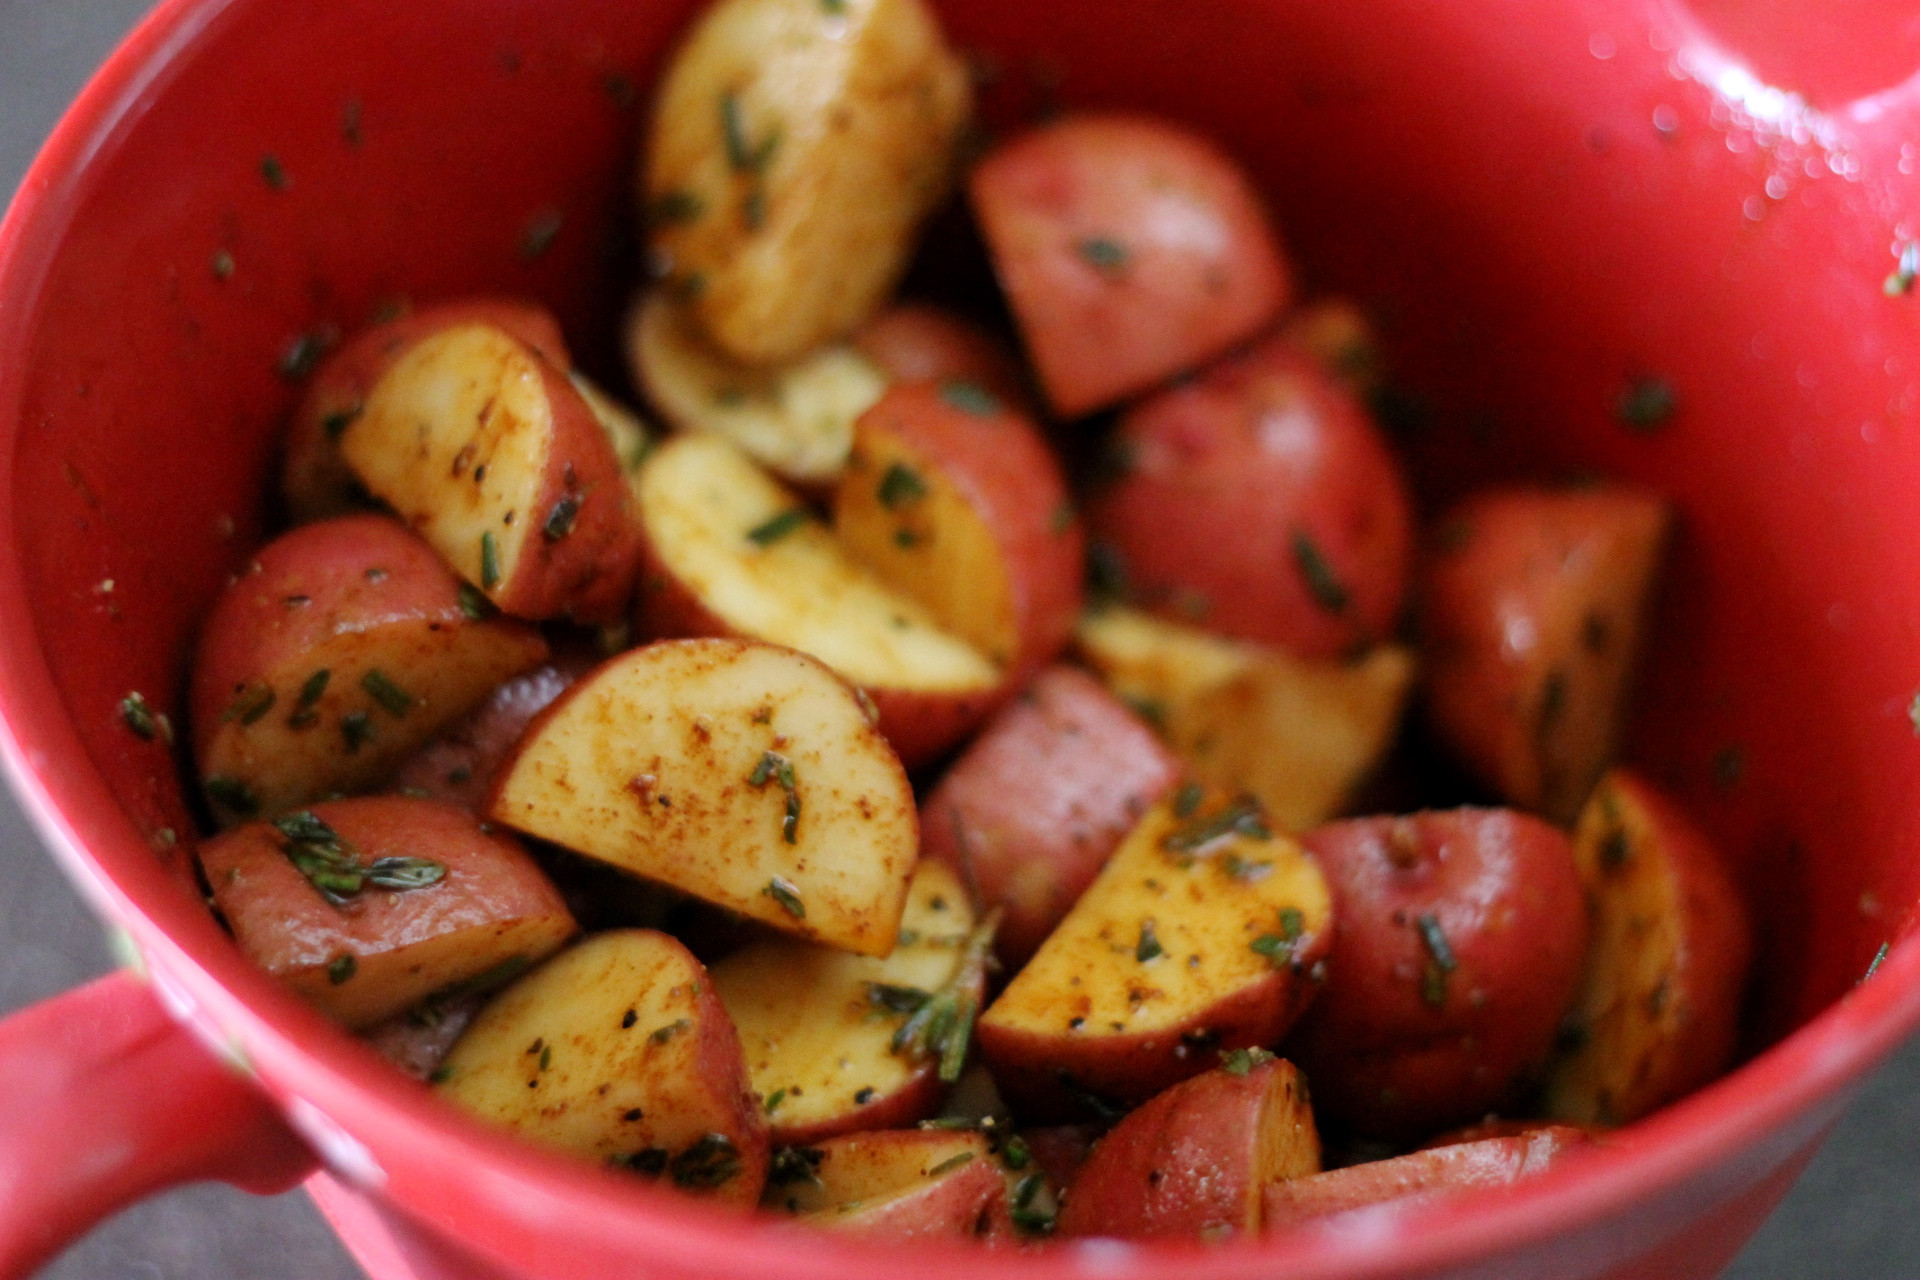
[3,0,1919,1276]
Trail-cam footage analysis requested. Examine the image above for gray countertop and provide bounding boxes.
[3,2,1917,1276]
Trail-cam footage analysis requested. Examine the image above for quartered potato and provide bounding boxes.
[642,0,972,364]
[711,861,990,1143]
[487,638,918,956]
[1076,605,1414,833]
[1543,770,1751,1126]
[977,785,1333,1118]
[628,291,886,483]
[436,928,769,1206]
[632,432,1003,767]
[765,1129,1006,1238]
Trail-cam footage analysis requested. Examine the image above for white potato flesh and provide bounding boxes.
[1077,606,1414,832]
[643,0,971,364]
[638,433,999,694]
[489,638,917,956]
[569,370,655,476]
[629,293,886,483]
[712,861,978,1137]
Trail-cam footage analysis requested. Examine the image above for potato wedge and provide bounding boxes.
[920,665,1180,968]
[1057,1054,1319,1241]
[641,0,971,364]
[1543,770,1752,1125]
[977,786,1332,1118]
[1076,606,1414,832]
[711,862,988,1144]
[1419,485,1670,823]
[436,929,768,1206]
[627,292,886,484]
[834,381,1084,675]
[340,319,642,623]
[190,514,549,825]
[198,797,576,1029]
[632,431,1003,767]
[487,638,917,956]
[765,1129,1005,1238]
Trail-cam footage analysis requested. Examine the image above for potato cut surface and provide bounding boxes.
[1077,606,1412,831]
[766,1130,1002,1236]
[436,929,768,1205]
[712,861,981,1141]
[488,638,917,955]
[636,432,999,694]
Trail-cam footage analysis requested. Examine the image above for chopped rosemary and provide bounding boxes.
[320,405,359,438]
[260,154,290,191]
[1173,781,1204,819]
[927,1151,976,1177]
[938,379,999,416]
[479,531,501,589]
[763,874,806,919]
[1135,920,1164,963]
[277,330,329,382]
[458,583,494,620]
[360,669,413,717]
[1076,236,1128,277]
[764,1088,787,1114]
[203,775,259,818]
[340,710,373,754]
[326,953,357,985]
[671,1133,743,1190]
[649,1017,692,1046]
[767,1145,825,1188]
[1865,941,1892,982]
[1291,528,1351,614]
[1161,794,1271,853]
[1251,906,1307,967]
[225,684,275,726]
[121,692,160,741]
[748,751,801,844]
[1616,376,1677,431]
[888,911,998,1084]
[719,91,780,173]
[1009,1173,1055,1235]
[877,462,928,509]
[364,856,446,889]
[1219,1046,1274,1076]
[1416,912,1457,1008]
[611,1148,671,1176]
[275,809,445,905]
[1000,1134,1032,1170]
[868,982,933,1015]
[651,189,707,226]
[746,508,808,546]
[1886,240,1920,296]
[543,492,582,542]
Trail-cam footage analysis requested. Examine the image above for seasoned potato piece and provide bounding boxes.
[1076,606,1414,832]
[852,304,1035,413]
[436,929,768,1206]
[190,514,549,826]
[1543,770,1752,1125]
[977,786,1332,1118]
[198,797,576,1029]
[488,638,917,956]
[340,320,642,623]
[568,369,657,478]
[632,432,1003,767]
[1419,485,1670,823]
[1057,1055,1319,1241]
[765,1129,1005,1237]
[627,292,886,483]
[642,0,971,364]
[712,863,987,1143]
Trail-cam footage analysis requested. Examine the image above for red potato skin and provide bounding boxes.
[1286,810,1589,1140]
[1056,1058,1318,1241]
[282,300,570,524]
[790,1132,1009,1239]
[853,383,1085,676]
[970,113,1291,418]
[920,666,1180,968]
[852,303,1037,414]
[1088,336,1413,660]
[1261,1126,1591,1231]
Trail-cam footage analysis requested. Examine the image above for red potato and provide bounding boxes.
[190,514,550,826]
[833,381,1085,679]
[1419,485,1670,823]
[1543,770,1752,1126]
[1088,335,1413,660]
[631,431,1005,768]
[197,796,577,1029]
[436,929,769,1207]
[1287,809,1590,1140]
[281,300,571,525]
[977,786,1333,1119]
[1260,1126,1591,1232]
[338,317,643,624]
[765,1130,1006,1238]
[852,303,1036,413]
[969,113,1292,417]
[1056,1055,1320,1242]
[919,665,1180,968]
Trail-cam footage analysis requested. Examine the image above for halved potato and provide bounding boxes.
[641,0,971,365]
[1056,1055,1320,1241]
[1076,606,1414,832]
[977,785,1333,1118]
[436,929,768,1206]
[627,292,886,483]
[339,320,642,623]
[632,431,1003,767]
[198,796,576,1029]
[765,1129,1005,1238]
[1542,770,1752,1125]
[711,861,987,1144]
[487,638,918,956]
[190,514,550,825]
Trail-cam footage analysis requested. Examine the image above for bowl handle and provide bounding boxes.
[0,970,315,1278]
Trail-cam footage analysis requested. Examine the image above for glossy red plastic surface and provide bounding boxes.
[1,0,1919,1277]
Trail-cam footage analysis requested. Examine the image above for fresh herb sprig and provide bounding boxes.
[886,909,1000,1084]
[273,810,445,907]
